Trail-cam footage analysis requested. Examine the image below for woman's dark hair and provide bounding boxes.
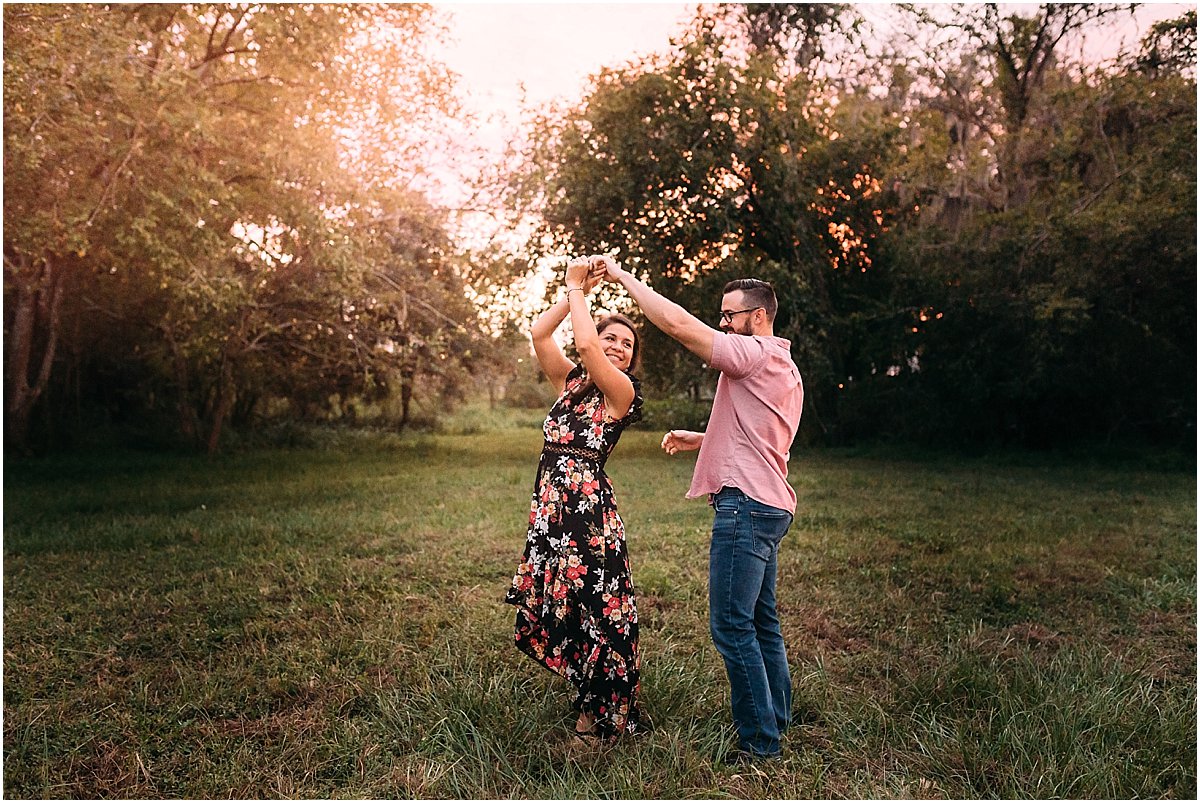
[567,313,641,404]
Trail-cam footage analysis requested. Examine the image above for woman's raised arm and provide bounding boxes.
[565,258,635,420]
[530,295,575,394]
[531,257,605,393]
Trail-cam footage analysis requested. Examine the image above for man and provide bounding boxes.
[595,256,804,762]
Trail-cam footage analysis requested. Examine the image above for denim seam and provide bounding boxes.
[734,507,769,752]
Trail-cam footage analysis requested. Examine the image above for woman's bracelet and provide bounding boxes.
[566,286,584,295]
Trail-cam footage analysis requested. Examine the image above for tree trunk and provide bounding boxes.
[4,252,65,450]
[232,392,258,428]
[205,359,236,454]
[398,366,414,430]
[168,334,200,445]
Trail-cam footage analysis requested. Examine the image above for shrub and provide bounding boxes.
[635,397,711,431]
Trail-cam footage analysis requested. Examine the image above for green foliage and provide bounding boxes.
[6,3,1194,454]
[3,433,1195,797]
[1138,9,1197,76]
[3,4,485,452]
[849,7,1197,447]
[508,4,1195,448]
[502,377,559,412]
[507,11,891,425]
[634,396,712,432]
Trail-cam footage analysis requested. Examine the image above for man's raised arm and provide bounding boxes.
[597,256,717,364]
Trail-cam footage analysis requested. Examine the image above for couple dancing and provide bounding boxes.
[503,254,804,763]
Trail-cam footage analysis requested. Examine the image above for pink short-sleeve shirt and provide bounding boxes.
[687,333,804,513]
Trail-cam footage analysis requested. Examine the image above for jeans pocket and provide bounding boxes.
[750,509,791,559]
[712,490,741,515]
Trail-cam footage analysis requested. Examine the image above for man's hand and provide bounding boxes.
[592,254,628,284]
[661,429,704,455]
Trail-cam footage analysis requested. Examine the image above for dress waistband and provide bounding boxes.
[542,441,607,464]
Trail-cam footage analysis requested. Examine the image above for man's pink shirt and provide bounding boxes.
[687,332,804,514]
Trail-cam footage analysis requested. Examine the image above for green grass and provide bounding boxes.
[3,428,1195,798]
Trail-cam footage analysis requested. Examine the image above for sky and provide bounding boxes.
[431,2,697,219]
[436,2,1192,120]
[428,3,696,305]
[439,2,695,114]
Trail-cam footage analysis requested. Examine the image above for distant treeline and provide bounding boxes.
[4,4,1195,452]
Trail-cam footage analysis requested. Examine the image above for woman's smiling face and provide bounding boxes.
[598,322,636,371]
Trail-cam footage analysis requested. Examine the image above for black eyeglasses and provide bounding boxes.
[718,307,762,324]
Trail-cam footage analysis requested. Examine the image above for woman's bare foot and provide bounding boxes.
[569,712,615,748]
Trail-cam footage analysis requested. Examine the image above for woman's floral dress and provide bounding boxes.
[504,364,647,738]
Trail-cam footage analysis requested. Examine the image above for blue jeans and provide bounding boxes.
[709,486,793,757]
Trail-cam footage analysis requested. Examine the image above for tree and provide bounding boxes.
[896,3,1138,210]
[505,2,1194,447]
[505,8,894,439]
[4,3,483,451]
[4,5,134,447]
[845,4,1196,446]
[1136,9,1197,78]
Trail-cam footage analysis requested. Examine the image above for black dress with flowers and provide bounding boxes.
[504,364,646,738]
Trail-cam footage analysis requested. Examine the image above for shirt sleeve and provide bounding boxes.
[708,333,768,380]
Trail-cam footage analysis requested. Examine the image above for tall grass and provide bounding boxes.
[3,428,1195,798]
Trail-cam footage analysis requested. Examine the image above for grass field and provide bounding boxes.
[3,421,1196,798]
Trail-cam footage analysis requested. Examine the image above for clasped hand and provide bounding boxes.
[565,254,623,293]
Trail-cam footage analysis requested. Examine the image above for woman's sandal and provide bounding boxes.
[570,725,614,747]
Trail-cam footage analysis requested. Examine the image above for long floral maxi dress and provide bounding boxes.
[504,364,647,738]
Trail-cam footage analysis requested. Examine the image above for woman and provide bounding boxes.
[504,255,647,742]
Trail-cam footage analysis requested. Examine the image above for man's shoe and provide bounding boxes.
[730,749,782,767]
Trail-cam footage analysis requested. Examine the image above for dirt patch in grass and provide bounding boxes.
[786,603,873,658]
[1120,608,1197,682]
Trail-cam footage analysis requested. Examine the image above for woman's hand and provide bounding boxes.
[582,261,604,294]
[587,255,608,285]
[565,256,591,290]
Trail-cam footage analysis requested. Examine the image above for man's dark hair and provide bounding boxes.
[723,278,778,322]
